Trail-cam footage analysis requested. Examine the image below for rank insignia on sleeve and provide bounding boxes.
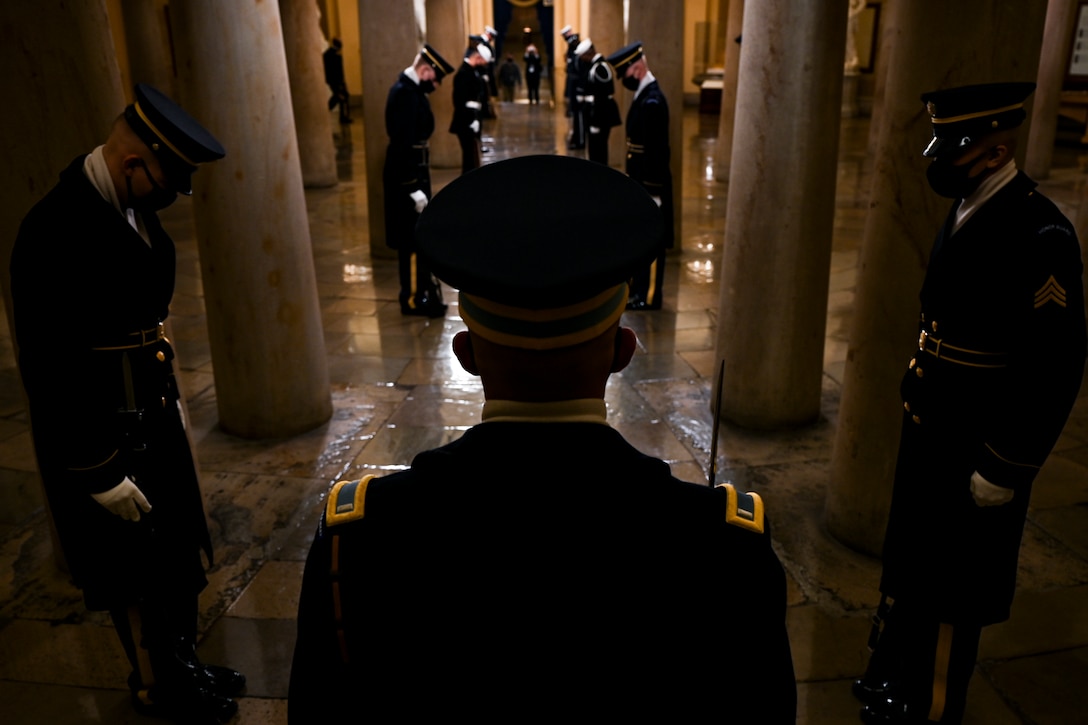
[715,482,765,533]
[1034,275,1067,308]
[325,475,375,526]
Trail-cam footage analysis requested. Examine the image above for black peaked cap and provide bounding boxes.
[416,155,662,310]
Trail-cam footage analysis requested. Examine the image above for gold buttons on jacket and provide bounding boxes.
[931,321,939,332]
[156,351,166,362]
[915,366,924,378]
[903,401,911,412]
[912,415,921,424]
[909,357,916,368]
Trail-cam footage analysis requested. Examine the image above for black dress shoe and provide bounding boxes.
[132,684,238,724]
[852,676,895,705]
[193,663,247,698]
[859,699,914,724]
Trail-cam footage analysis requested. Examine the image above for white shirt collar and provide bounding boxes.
[404,66,421,84]
[953,159,1018,234]
[634,70,656,99]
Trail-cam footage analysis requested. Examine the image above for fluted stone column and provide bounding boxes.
[120,0,175,97]
[826,1,1046,555]
[1025,0,1078,180]
[170,0,332,439]
[714,0,848,428]
[628,1,683,248]
[359,0,420,259]
[427,0,466,170]
[713,0,743,181]
[280,0,337,188]
[588,0,624,170]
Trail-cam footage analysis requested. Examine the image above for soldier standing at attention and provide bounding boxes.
[854,82,1087,725]
[574,39,622,165]
[288,155,796,722]
[382,44,455,318]
[10,84,245,724]
[449,41,492,174]
[607,41,672,310]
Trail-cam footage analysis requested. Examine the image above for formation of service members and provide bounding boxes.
[574,38,622,165]
[854,82,1087,724]
[449,40,492,174]
[10,84,245,724]
[382,44,455,318]
[607,41,673,310]
[288,154,797,722]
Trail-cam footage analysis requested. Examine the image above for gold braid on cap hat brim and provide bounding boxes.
[459,283,628,350]
[133,101,198,166]
[930,102,1023,124]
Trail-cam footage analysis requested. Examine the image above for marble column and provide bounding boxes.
[714,0,848,428]
[1025,0,1078,180]
[426,0,466,170]
[280,0,338,188]
[170,0,333,439]
[358,0,420,260]
[588,0,625,170]
[627,0,683,248]
[120,0,175,97]
[713,0,744,181]
[826,1,1046,555]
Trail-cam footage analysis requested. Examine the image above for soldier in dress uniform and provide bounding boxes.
[854,82,1087,724]
[607,41,672,310]
[561,25,586,150]
[10,84,245,724]
[288,155,796,722]
[383,44,455,318]
[574,39,622,165]
[449,41,492,174]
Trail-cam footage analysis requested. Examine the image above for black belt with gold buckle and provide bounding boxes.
[918,330,1007,368]
[91,323,166,351]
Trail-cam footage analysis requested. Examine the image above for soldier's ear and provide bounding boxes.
[611,327,637,373]
[453,331,479,375]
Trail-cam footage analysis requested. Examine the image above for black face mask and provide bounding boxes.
[925,153,985,199]
[127,160,178,211]
[621,75,640,91]
[420,80,437,94]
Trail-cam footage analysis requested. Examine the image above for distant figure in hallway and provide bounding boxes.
[499,55,522,102]
[854,82,1087,725]
[323,37,351,124]
[607,41,672,310]
[10,83,245,724]
[561,25,585,150]
[524,43,543,104]
[450,42,492,174]
[382,44,455,318]
[288,155,796,722]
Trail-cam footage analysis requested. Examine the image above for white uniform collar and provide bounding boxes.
[952,159,1018,234]
[481,399,610,424]
[404,66,421,85]
[634,70,656,99]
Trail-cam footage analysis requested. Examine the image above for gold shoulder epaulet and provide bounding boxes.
[715,482,765,534]
[325,475,376,526]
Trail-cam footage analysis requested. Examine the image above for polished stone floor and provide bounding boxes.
[1,96,1087,724]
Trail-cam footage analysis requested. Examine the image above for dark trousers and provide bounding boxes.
[457,132,481,174]
[109,590,201,702]
[862,597,982,723]
[588,127,610,165]
[398,248,442,311]
[629,248,666,309]
[327,84,350,123]
[527,79,540,104]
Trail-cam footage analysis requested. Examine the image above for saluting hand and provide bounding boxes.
[92,477,152,521]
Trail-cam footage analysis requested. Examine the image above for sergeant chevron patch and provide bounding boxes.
[1034,275,1067,308]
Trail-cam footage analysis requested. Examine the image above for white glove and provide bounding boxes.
[466,101,482,110]
[589,126,601,134]
[651,195,662,207]
[410,190,428,213]
[92,477,152,521]
[469,120,480,134]
[970,471,1014,507]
